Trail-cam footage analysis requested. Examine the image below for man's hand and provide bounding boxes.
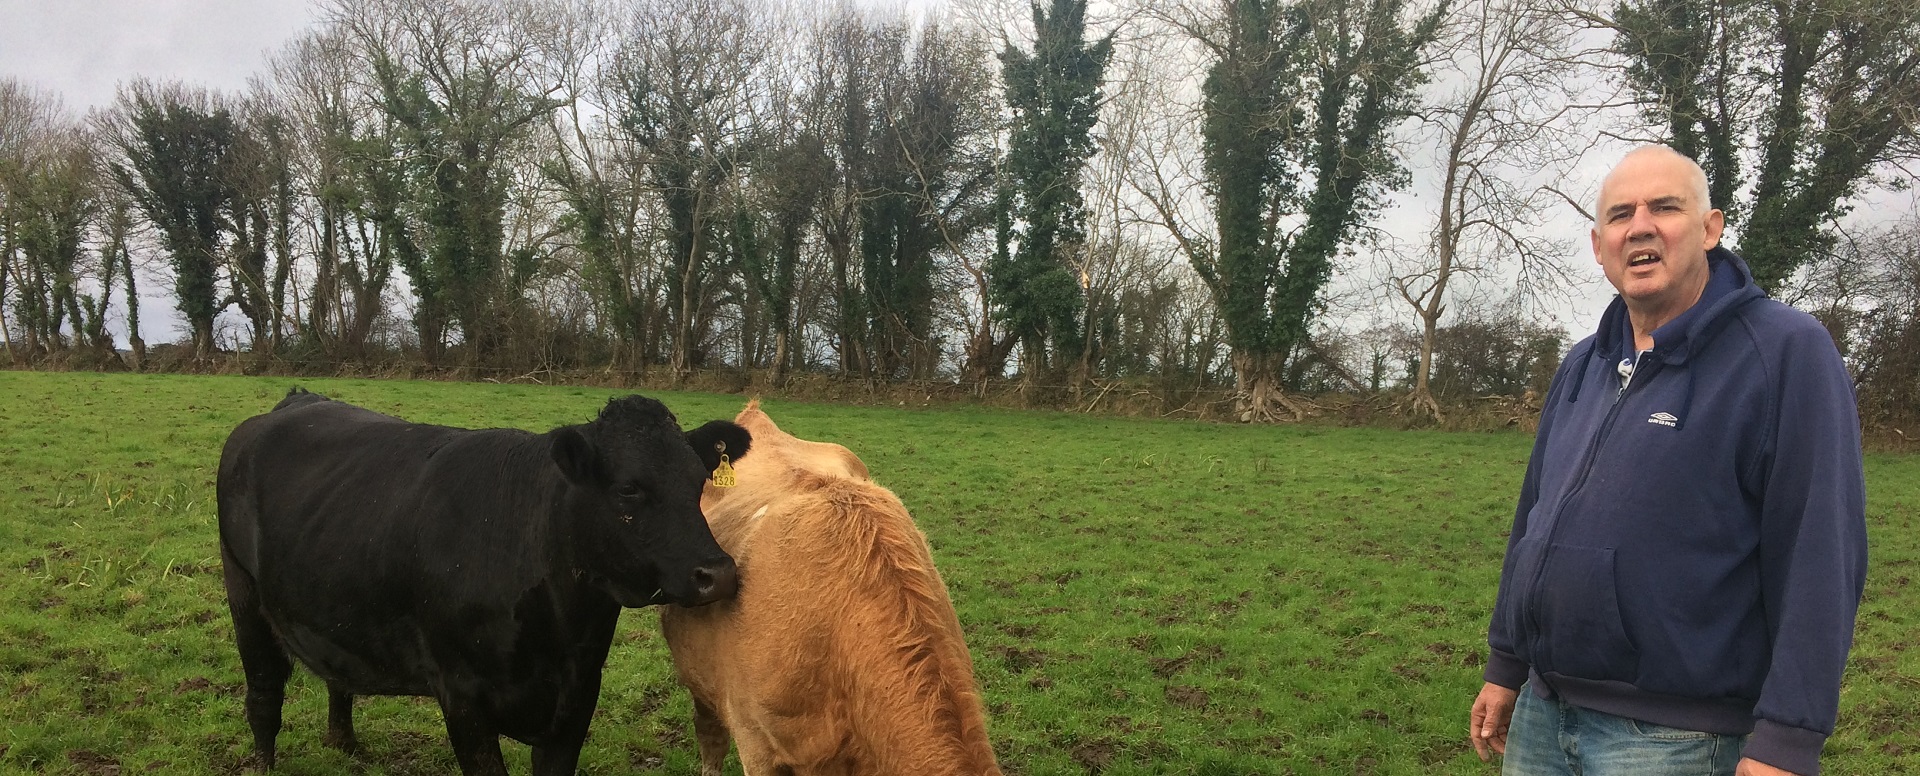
[1735,758,1799,776]
[1470,682,1519,762]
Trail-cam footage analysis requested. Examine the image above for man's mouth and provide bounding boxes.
[1628,249,1661,267]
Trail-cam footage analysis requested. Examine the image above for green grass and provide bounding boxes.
[0,370,1914,775]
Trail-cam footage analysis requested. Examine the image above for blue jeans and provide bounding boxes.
[1502,683,1748,775]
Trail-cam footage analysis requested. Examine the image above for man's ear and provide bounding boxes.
[686,420,752,474]
[550,426,603,487]
[1702,208,1725,250]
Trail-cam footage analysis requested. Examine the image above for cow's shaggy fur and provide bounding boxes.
[661,400,1002,776]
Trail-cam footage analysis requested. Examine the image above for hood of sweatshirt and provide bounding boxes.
[1563,245,1767,417]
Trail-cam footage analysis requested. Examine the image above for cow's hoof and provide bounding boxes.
[322,732,357,755]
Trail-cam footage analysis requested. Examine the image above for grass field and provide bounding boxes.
[0,371,1914,775]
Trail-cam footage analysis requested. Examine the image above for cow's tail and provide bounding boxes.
[273,386,330,411]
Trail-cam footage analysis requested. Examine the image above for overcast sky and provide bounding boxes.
[0,0,317,113]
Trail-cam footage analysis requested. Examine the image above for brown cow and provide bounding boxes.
[660,400,1003,776]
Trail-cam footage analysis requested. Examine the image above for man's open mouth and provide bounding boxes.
[1628,249,1661,267]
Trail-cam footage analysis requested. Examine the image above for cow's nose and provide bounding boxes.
[688,556,738,605]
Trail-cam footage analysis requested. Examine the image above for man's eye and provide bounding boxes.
[618,484,644,498]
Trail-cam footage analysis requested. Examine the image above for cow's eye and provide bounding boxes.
[617,483,644,499]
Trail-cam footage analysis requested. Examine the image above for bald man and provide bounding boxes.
[1467,146,1867,776]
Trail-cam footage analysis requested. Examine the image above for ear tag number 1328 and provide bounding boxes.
[711,441,737,489]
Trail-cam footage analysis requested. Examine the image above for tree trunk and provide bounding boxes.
[312,203,340,354]
[771,330,789,388]
[1407,310,1444,421]
[193,317,215,361]
[120,237,144,371]
[961,325,1016,386]
[1231,349,1303,422]
[270,176,295,355]
[0,246,13,365]
[671,236,698,385]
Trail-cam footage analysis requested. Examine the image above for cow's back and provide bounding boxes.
[662,405,1000,775]
[218,398,429,575]
[217,396,554,695]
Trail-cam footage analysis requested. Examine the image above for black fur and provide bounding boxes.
[217,394,749,774]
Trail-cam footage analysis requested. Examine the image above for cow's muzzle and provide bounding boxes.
[679,556,739,607]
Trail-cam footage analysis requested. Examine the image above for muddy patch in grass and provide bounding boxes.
[992,645,1046,673]
[1148,644,1224,678]
[1164,685,1209,709]
[1068,736,1119,773]
[67,750,122,775]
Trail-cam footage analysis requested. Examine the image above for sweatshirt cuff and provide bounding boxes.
[1741,718,1828,776]
[1483,648,1528,690]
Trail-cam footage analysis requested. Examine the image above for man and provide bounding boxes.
[1468,145,1868,776]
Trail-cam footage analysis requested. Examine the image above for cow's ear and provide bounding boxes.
[550,426,604,487]
[686,421,752,474]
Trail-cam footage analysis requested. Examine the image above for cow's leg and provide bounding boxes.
[529,694,595,776]
[529,742,584,776]
[692,696,732,776]
[734,745,796,776]
[322,685,356,754]
[437,694,509,776]
[528,704,590,776]
[222,550,293,771]
[730,726,789,776]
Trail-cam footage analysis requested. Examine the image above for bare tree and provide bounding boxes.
[1071,40,1178,393]
[269,27,399,358]
[1830,215,1920,429]
[1390,0,1592,419]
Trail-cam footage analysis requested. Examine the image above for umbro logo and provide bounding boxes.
[1648,412,1679,428]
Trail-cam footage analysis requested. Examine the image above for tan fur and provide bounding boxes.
[661,400,1004,776]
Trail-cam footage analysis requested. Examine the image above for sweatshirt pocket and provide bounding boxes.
[1534,543,1640,681]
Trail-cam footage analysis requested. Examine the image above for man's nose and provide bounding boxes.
[1627,205,1657,238]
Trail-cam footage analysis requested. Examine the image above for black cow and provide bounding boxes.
[216,389,749,775]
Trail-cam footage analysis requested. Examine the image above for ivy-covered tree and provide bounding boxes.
[608,0,762,380]
[749,130,830,384]
[993,0,1113,379]
[101,191,144,367]
[337,0,564,362]
[861,20,995,381]
[1198,0,1442,420]
[107,84,240,360]
[1613,0,1920,292]
[7,132,99,355]
[225,105,298,356]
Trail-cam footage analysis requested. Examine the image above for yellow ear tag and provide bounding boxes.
[710,436,729,484]
[712,454,737,488]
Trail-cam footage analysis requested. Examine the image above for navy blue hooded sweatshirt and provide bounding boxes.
[1484,247,1868,775]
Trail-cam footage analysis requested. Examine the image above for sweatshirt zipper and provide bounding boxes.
[1523,355,1654,671]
